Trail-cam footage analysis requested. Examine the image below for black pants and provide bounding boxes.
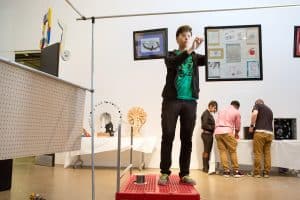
[160,99,197,177]
[201,133,213,157]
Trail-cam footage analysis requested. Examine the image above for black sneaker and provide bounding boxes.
[233,170,244,178]
[223,171,230,178]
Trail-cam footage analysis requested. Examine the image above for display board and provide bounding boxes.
[205,25,263,81]
[0,57,87,160]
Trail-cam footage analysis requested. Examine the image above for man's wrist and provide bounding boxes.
[250,124,255,128]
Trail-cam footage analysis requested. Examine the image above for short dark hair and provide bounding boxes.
[208,100,218,111]
[176,25,192,37]
[255,99,264,105]
[230,100,240,109]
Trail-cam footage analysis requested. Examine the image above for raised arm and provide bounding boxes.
[191,37,206,66]
[165,36,205,68]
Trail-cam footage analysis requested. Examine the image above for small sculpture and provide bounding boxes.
[98,112,114,137]
[29,193,46,200]
[82,128,91,137]
[105,121,114,136]
[127,107,147,136]
[89,100,122,137]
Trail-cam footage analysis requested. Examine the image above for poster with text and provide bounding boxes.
[205,25,263,81]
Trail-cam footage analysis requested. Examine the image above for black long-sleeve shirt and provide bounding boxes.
[201,109,215,133]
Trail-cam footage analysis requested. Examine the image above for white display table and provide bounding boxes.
[210,139,300,172]
[59,136,158,168]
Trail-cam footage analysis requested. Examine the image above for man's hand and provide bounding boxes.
[235,133,240,139]
[249,127,254,133]
[188,37,203,54]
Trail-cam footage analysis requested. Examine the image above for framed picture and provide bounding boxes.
[208,48,224,59]
[294,26,300,57]
[205,25,263,81]
[207,29,220,45]
[133,28,168,60]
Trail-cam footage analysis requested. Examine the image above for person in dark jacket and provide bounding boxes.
[201,100,218,173]
[158,25,206,186]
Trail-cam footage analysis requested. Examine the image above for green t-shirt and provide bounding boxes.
[175,50,196,100]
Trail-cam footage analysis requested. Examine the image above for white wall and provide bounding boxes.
[1,0,300,169]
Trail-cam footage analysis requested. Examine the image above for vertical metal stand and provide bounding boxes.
[116,124,122,192]
[130,126,133,175]
[139,152,145,171]
[64,1,96,199]
[90,17,96,200]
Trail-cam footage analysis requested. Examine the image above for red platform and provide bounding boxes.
[116,174,200,200]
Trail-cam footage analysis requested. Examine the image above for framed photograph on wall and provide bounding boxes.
[133,28,168,60]
[294,26,300,57]
[204,25,263,81]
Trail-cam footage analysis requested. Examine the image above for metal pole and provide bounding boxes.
[76,4,300,21]
[116,123,122,192]
[65,0,86,19]
[64,1,95,199]
[90,16,95,200]
[130,126,133,175]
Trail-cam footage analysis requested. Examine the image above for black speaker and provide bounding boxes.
[243,126,253,139]
[40,42,60,77]
[0,159,13,191]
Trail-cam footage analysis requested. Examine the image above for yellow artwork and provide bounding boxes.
[127,107,147,136]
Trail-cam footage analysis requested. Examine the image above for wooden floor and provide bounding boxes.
[1,158,300,200]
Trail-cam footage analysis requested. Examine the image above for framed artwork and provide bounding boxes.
[294,26,300,57]
[208,48,224,59]
[205,25,263,81]
[133,28,168,60]
[207,29,220,45]
[208,61,221,78]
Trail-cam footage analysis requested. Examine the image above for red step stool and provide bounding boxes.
[116,174,200,200]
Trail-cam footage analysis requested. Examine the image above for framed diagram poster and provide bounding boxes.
[133,28,168,60]
[205,25,263,81]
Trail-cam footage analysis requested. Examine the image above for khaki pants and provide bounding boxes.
[215,134,239,171]
[253,132,273,175]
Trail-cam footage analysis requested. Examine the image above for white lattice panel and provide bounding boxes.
[0,58,87,160]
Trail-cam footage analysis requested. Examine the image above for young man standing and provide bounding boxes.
[214,101,243,178]
[158,25,206,185]
[249,99,273,178]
